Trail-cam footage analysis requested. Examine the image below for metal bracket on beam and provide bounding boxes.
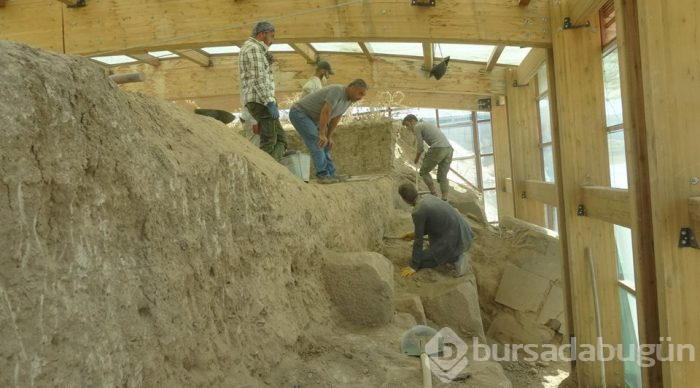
[512,80,529,88]
[411,0,436,6]
[577,204,586,216]
[678,228,699,249]
[563,17,590,30]
[520,191,527,199]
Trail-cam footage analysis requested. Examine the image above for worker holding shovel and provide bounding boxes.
[397,183,474,278]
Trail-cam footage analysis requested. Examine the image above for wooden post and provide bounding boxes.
[549,0,624,385]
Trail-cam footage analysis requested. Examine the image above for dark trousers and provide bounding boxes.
[246,102,287,161]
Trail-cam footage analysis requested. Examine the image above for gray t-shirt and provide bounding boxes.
[293,84,353,124]
[414,122,451,154]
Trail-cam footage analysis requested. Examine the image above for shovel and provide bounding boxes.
[400,325,443,388]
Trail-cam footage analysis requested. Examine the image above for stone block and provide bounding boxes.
[495,265,550,312]
[421,278,486,342]
[322,251,394,326]
[395,294,427,325]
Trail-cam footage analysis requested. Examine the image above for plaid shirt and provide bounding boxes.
[239,37,276,106]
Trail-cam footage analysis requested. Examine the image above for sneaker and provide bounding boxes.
[318,176,338,184]
[453,252,469,277]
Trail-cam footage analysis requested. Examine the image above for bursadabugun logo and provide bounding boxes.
[425,327,470,382]
[425,328,695,382]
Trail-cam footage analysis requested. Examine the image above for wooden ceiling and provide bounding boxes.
[0,0,555,110]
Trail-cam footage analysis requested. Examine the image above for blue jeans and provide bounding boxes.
[289,107,337,178]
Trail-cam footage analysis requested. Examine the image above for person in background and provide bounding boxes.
[239,20,288,161]
[397,183,474,278]
[402,114,454,201]
[301,61,334,97]
[289,79,368,184]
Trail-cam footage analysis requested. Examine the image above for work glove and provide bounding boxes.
[266,101,280,120]
[401,232,414,241]
[400,266,416,278]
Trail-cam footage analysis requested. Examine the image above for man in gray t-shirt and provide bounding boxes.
[289,79,368,183]
[402,114,454,200]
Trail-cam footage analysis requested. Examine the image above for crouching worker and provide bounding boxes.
[397,183,474,278]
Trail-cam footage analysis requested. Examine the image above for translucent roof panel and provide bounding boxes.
[201,46,240,55]
[498,46,532,65]
[91,55,138,65]
[366,42,423,57]
[310,42,362,53]
[435,43,494,62]
[269,44,295,52]
[147,51,179,59]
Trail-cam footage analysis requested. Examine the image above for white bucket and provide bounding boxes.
[281,152,311,182]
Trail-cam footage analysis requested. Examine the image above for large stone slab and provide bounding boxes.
[322,251,394,326]
[495,265,550,313]
[421,278,486,342]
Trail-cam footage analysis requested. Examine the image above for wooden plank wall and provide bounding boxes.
[491,104,515,219]
[636,0,700,386]
[0,0,64,53]
[549,1,624,385]
[505,68,546,226]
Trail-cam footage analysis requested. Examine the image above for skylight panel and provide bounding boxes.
[366,42,423,57]
[201,46,240,55]
[498,46,532,65]
[436,43,494,62]
[147,51,179,59]
[269,44,295,52]
[310,42,362,53]
[91,55,138,65]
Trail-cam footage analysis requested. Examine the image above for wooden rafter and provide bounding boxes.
[130,53,161,67]
[173,49,211,67]
[422,42,433,72]
[358,42,374,62]
[485,45,505,72]
[289,43,318,64]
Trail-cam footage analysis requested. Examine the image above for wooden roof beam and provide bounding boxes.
[22,0,551,55]
[173,49,211,67]
[485,45,505,72]
[358,42,374,62]
[130,53,161,67]
[422,43,433,73]
[289,43,318,64]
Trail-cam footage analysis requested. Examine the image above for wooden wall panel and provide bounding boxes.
[549,1,624,385]
[637,0,700,386]
[505,68,545,226]
[0,0,63,53]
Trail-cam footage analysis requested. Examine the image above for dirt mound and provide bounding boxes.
[0,41,397,387]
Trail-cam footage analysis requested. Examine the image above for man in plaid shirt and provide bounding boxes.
[239,21,288,161]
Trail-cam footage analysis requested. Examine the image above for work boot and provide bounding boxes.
[453,252,469,277]
[318,176,338,184]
